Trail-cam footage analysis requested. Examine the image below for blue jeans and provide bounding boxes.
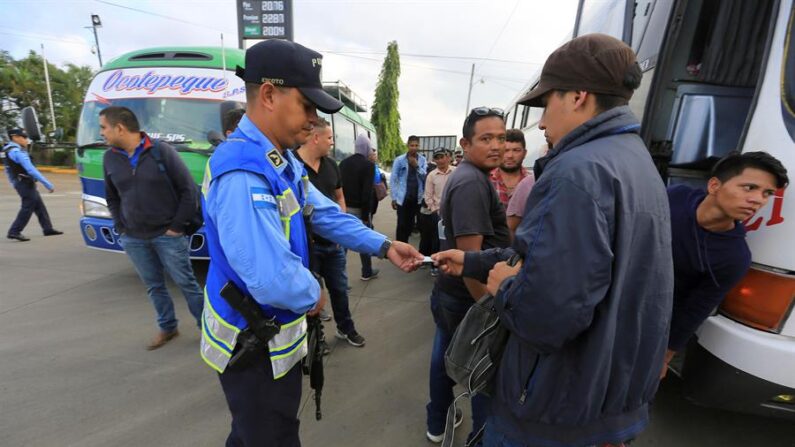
[312,243,356,334]
[345,208,373,277]
[119,233,204,331]
[427,286,489,441]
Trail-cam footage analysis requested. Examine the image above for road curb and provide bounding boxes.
[38,166,78,174]
[1,166,77,175]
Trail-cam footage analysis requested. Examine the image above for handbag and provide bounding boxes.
[441,253,521,447]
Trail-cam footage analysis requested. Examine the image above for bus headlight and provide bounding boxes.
[82,199,112,218]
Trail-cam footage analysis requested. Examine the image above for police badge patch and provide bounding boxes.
[266,149,284,168]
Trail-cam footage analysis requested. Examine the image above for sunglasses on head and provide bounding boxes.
[469,107,504,118]
[465,107,505,129]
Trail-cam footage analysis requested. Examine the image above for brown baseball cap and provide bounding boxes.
[518,33,639,107]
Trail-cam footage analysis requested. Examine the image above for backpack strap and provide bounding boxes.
[150,144,168,174]
[149,142,179,202]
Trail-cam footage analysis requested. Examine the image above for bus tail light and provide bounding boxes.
[719,267,795,333]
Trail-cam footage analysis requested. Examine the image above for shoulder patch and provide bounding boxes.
[266,149,285,169]
[251,186,277,209]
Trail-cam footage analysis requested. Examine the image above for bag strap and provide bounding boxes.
[149,143,179,202]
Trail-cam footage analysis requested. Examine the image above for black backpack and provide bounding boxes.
[150,143,204,236]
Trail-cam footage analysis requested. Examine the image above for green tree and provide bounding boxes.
[0,51,94,142]
[370,41,403,163]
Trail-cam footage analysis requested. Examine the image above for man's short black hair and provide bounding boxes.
[553,62,643,113]
[99,106,140,133]
[407,135,420,144]
[505,129,526,148]
[711,151,789,189]
[462,110,505,141]
[223,109,245,134]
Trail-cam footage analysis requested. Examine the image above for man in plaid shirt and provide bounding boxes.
[489,129,528,208]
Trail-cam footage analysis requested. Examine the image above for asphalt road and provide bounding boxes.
[0,172,793,446]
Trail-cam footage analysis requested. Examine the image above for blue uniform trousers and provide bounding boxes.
[9,180,53,235]
[219,358,302,447]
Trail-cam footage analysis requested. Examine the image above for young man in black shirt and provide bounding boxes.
[340,134,378,281]
[425,107,510,444]
[295,118,365,347]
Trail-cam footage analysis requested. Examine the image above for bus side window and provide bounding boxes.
[520,105,530,129]
[782,4,795,142]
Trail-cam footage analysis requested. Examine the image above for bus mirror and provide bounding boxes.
[21,107,42,142]
[207,130,224,147]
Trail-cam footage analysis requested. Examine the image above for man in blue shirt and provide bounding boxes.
[3,128,62,241]
[390,135,427,243]
[201,40,423,447]
[661,151,788,378]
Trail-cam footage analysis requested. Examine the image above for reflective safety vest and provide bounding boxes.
[200,129,311,379]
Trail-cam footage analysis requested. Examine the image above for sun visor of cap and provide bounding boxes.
[517,80,551,108]
[300,87,344,114]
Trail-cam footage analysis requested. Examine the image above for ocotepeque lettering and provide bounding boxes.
[102,70,229,95]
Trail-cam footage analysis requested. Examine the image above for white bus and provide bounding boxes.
[506,0,795,419]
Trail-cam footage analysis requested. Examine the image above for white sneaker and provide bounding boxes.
[426,408,463,443]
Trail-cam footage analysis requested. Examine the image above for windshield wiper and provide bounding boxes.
[78,141,108,149]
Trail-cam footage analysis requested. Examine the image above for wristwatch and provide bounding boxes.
[377,238,393,259]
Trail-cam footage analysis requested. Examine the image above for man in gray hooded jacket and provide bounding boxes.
[434,34,674,447]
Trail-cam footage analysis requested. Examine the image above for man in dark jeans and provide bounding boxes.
[390,135,427,243]
[101,106,203,350]
[425,108,510,444]
[295,118,366,347]
[340,134,378,281]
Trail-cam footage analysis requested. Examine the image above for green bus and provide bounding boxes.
[75,46,376,258]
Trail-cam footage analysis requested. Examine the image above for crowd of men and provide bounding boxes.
[3,33,789,447]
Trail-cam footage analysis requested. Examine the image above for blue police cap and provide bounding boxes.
[236,40,343,114]
[7,128,28,139]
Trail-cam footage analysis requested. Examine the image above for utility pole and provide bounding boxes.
[465,63,474,120]
[464,64,485,120]
[86,14,103,67]
[40,44,57,133]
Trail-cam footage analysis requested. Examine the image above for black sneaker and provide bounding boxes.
[7,233,30,242]
[360,268,380,281]
[335,329,366,347]
[426,408,463,443]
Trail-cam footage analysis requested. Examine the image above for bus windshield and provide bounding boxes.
[77,98,231,150]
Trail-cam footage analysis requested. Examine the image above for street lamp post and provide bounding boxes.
[464,63,485,119]
[86,14,103,67]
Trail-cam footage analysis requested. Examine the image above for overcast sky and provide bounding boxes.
[1,0,578,138]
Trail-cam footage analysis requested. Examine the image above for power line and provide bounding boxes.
[0,30,91,47]
[484,0,520,59]
[318,50,542,66]
[93,0,235,35]
[323,51,528,85]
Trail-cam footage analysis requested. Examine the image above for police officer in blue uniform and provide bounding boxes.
[3,128,62,241]
[200,39,424,447]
